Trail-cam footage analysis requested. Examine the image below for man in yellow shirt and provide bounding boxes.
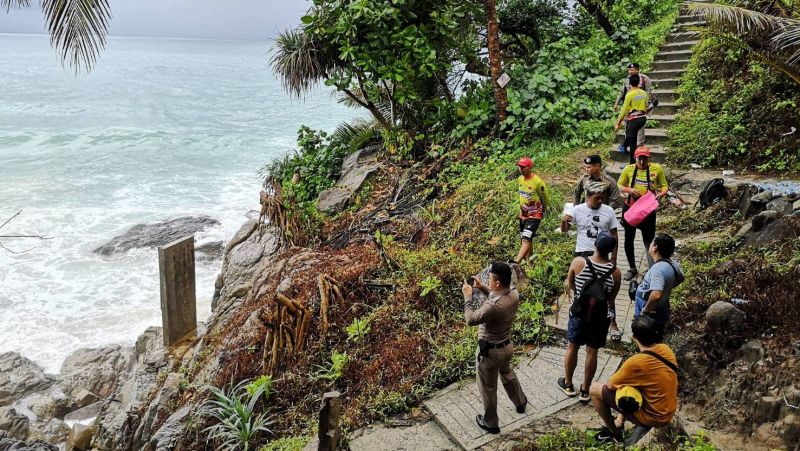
[617,147,668,281]
[514,157,549,264]
[589,315,678,443]
[615,75,649,164]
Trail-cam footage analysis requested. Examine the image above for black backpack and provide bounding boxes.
[699,178,726,209]
[570,258,616,320]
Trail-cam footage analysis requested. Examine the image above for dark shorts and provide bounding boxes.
[519,218,541,241]
[567,313,610,349]
[602,385,645,426]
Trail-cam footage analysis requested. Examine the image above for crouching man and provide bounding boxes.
[462,262,528,434]
[589,315,679,443]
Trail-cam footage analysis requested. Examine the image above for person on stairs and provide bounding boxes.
[574,154,624,209]
[513,157,549,264]
[561,183,623,342]
[615,74,650,164]
[462,262,528,435]
[634,233,685,337]
[614,63,652,149]
[617,146,668,281]
[589,314,679,444]
[559,232,621,403]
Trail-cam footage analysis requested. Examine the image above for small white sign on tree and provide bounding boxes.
[497,72,511,88]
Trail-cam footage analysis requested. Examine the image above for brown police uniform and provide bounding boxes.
[464,288,527,429]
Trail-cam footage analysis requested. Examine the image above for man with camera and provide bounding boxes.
[462,262,528,434]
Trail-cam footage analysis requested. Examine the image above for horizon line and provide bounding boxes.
[0,31,281,43]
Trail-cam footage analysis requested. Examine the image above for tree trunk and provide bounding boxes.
[484,0,508,123]
[577,0,616,38]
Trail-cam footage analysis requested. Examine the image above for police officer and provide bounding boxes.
[462,262,528,434]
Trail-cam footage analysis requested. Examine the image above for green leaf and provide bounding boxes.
[300,15,314,24]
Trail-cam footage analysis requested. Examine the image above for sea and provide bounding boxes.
[0,34,357,372]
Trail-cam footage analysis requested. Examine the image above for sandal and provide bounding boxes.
[610,329,622,342]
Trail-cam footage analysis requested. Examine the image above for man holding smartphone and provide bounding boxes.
[462,262,528,434]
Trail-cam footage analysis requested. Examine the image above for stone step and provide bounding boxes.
[674,20,707,29]
[610,142,668,164]
[676,14,700,23]
[652,89,678,103]
[616,128,669,145]
[651,78,680,89]
[649,69,686,81]
[652,59,692,72]
[648,114,677,127]
[655,49,695,61]
[664,31,701,43]
[651,101,680,115]
[659,40,700,52]
[606,161,628,180]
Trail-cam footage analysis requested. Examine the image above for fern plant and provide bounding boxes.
[202,379,273,451]
[314,351,349,382]
[346,317,371,342]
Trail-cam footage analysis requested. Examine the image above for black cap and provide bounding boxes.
[627,63,640,69]
[595,231,617,255]
[584,154,602,165]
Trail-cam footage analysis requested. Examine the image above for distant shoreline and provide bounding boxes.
[0,32,275,43]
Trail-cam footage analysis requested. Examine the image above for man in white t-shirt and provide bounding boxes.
[562,183,622,341]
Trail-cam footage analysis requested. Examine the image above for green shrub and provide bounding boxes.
[346,317,371,342]
[258,436,310,451]
[315,351,349,382]
[202,379,273,451]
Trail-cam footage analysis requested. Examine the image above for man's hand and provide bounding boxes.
[472,277,486,292]
[562,214,573,223]
[656,191,667,200]
[614,104,619,112]
[462,282,473,300]
[614,123,621,132]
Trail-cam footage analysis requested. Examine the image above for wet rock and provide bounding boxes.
[72,389,99,409]
[751,190,775,204]
[41,418,70,445]
[0,432,58,451]
[28,389,73,420]
[195,241,224,261]
[317,146,382,213]
[751,210,783,232]
[132,373,180,447]
[741,340,765,364]
[0,407,29,440]
[60,346,134,399]
[225,219,258,253]
[705,301,746,332]
[94,216,220,256]
[144,404,193,451]
[65,424,93,451]
[0,352,53,407]
[779,414,800,445]
[64,402,102,423]
[766,197,792,214]
[135,327,163,363]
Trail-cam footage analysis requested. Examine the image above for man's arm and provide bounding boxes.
[614,80,627,110]
[608,269,622,315]
[574,178,584,205]
[564,257,581,294]
[642,268,666,313]
[539,182,550,215]
[561,214,573,233]
[644,75,653,95]
[464,298,495,326]
[606,178,624,209]
[656,166,669,198]
[610,228,619,264]
[643,290,663,314]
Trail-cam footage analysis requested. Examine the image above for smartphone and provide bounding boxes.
[465,278,475,287]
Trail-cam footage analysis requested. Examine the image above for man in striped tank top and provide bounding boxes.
[559,232,622,402]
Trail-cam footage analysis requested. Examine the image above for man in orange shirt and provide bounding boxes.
[589,315,678,443]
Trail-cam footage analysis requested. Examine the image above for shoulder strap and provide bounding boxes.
[645,166,652,191]
[642,350,678,374]
[630,167,638,188]
[583,257,598,278]
[585,258,615,284]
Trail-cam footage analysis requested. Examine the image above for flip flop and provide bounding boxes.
[610,329,622,342]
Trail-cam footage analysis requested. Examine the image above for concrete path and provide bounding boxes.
[349,421,458,451]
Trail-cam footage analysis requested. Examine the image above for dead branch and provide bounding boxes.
[262,329,274,375]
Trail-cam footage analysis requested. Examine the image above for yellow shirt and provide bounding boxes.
[609,344,678,427]
[618,163,668,204]
[617,87,649,123]
[518,174,549,219]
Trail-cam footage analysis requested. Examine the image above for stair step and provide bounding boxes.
[675,20,707,29]
[652,59,692,71]
[648,114,677,125]
[606,161,628,180]
[609,144,668,164]
[652,101,680,115]
[651,78,680,89]
[649,69,686,79]
[655,49,695,61]
[616,128,669,145]
[665,31,701,43]
[652,89,678,102]
[676,15,699,23]
[659,40,700,52]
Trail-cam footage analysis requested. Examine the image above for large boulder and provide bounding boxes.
[0,407,29,441]
[0,431,58,451]
[705,301,746,332]
[65,424,93,451]
[93,216,220,256]
[748,217,799,246]
[766,197,792,214]
[59,346,134,399]
[27,388,73,420]
[41,418,70,445]
[0,353,53,407]
[317,146,382,213]
[143,404,194,451]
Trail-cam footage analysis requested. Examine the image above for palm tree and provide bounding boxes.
[2,0,111,72]
[688,1,800,85]
[484,0,508,123]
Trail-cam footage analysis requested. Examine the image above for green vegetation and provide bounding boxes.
[202,379,274,451]
[315,350,349,382]
[521,427,717,450]
[258,436,310,451]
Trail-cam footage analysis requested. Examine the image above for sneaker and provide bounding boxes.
[516,400,527,414]
[578,388,590,403]
[475,415,500,434]
[623,269,638,281]
[595,426,623,443]
[557,377,577,397]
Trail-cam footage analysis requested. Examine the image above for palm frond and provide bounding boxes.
[271,28,336,97]
[687,2,786,34]
[2,0,31,11]
[773,22,800,63]
[331,119,380,152]
[41,0,111,73]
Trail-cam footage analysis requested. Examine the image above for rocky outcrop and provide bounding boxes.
[0,353,53,407]
[705,301,746,332]
[195,240,224,261]
[94,216,220,256]
[317,146,382,213]
[0,431,58,451]
[0,408,28,441]
[60,346,135,399]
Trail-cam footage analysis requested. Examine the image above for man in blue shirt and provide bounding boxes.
[634,234,685,332]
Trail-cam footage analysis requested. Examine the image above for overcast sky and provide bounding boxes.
[0,0,309,40]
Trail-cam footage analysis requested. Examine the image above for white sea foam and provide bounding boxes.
[0,34,358,372]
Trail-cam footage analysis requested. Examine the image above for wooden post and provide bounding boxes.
[158,236,197,346]
[318,391,341,451]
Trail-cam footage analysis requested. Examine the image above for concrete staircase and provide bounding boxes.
[609,13,705,177]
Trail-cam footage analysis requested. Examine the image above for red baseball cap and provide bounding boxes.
[517,157,533,168]
[634,146,651,158]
